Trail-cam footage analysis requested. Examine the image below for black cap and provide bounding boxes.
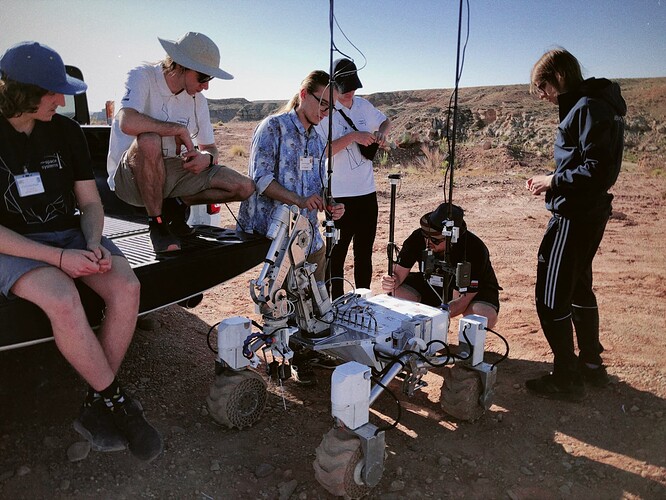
[333,58,363,94]
[420,203,466,234]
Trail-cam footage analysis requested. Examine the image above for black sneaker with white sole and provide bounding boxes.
[111,398,163,462]
[73,398,127,452]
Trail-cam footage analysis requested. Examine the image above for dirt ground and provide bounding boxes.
[1,135,665,499]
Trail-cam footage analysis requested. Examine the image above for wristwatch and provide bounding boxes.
[202,151,214,167]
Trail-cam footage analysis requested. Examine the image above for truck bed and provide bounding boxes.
[0,218,269,351]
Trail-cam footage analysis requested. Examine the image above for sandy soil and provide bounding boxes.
[1,136,665,499]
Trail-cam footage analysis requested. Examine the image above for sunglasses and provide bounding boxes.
[422,232,445,244]
[195,71,214,84]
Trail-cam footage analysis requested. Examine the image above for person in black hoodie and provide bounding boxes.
[525,48,626,401]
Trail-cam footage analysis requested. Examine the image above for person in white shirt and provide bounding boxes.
[107,32,254,254]
[316,58,391,298]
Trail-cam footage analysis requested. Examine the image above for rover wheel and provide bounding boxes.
[440,365,485,422]
[313,426,370,499]
[206,370,267,429]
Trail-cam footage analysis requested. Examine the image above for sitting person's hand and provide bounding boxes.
[181,150,211,175]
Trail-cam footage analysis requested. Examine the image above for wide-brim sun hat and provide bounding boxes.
[158,32,233,80]
[0,41,87,95]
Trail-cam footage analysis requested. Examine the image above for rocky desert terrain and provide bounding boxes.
[1,78,665,499]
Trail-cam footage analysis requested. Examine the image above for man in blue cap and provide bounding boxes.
[0,41,162,461]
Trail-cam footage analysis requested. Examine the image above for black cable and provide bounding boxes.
[206,321,221,354]
[485,326,510,370]
[370,377,402,434]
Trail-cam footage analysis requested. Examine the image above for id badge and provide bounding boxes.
[299,155,313,171]
[15,172,45,197]
[428,275,444,287]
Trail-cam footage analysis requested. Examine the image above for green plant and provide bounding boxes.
[378,150,389,167]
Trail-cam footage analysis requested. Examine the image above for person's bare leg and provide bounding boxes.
[127,133,166,216]
[464,302,498,329]
[80,256,140,373]
[12,267,115,391]
[180,166,254,205]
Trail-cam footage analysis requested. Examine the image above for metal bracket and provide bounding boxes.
[353,423,386,488]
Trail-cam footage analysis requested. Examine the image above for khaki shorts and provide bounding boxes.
[113,153,222,207]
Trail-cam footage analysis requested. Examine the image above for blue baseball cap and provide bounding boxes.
[0,41,87,95]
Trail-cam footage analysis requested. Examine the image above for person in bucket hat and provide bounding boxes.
[107,32,254,254]
[0,41,162,461]
[315,58,391,299]
[381,203,500,328]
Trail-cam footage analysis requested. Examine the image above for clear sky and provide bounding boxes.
[2,0,665,112]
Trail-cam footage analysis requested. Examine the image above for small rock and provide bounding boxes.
[60,479,70,491]
[559,484,571,495]
[389,480,406,492]
[278,479,298,500]
[630,405,640,413]
[255,463,274,478]
[67,441,91,462]
[170,425,186,435]
[506,490,519,500]
[210,461,220,472]
[437,455,452,467]
[562,444,573,453]
[520,466,534,476]
[16,465,30,477]
[395,466,404,477]
[200,408,209,417]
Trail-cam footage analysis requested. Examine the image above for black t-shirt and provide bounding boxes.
[396,228,501,298]
[0,114,93,234]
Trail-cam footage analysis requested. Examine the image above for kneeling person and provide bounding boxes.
[381,203,501,328]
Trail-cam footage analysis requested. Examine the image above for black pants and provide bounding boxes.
[329,192,378,299]
[535,207,610,381]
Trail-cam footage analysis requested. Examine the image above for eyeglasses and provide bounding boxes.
[422,232,445,244]
[535,80,548,96]
[308,91,331,111]
[195,71,214,84]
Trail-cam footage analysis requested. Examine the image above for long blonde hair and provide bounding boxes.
[279,70,329,113]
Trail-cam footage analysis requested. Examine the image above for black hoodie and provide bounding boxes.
[547,77,627,217]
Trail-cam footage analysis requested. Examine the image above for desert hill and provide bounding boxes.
[207,77,665,169]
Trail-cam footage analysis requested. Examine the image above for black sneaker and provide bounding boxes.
[162,198,195,237]
[149,222,180,254]
[526,373,585,402]
[111,398,163,462]
[580,363,610,387]
[73,399,127,452]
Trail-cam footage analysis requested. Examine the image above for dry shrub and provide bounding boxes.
[417,143,448,173]
[229,144,247,157]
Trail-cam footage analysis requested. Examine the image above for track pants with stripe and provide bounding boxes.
[535,207,611,382]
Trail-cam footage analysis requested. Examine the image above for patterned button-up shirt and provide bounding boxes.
[237,109,327,251]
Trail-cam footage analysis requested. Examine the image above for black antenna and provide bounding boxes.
[447,0,464,222]
[323,0,336,290]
